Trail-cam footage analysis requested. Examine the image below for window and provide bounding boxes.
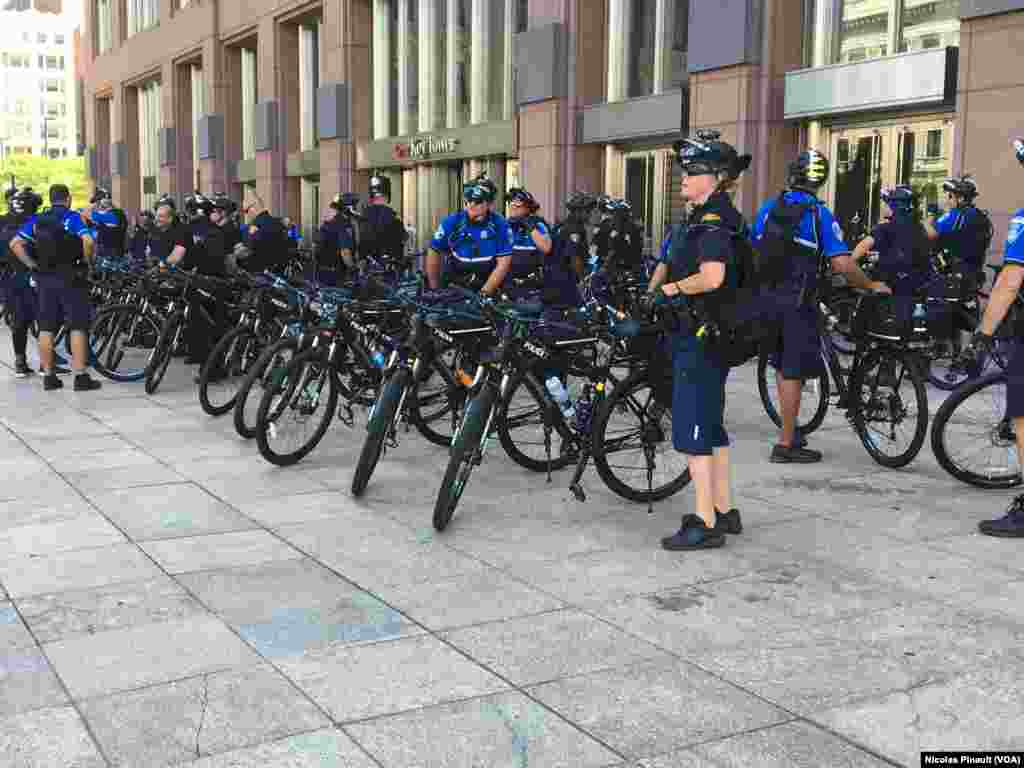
[127,0,160,36]
[628,0,657,98]
[516,0,528,33]
[669,0,689,87]
[240,47,257,160]
[96,0,113,53]
[37,33,47,44]
[55,34,64,45]
[926,129,942,159]
[46,55,60,70]
[838,0,959,63]
[900,0,958,53]
[455,0,471,126]
[838,1,891,64]
[138,80,162,209]
[299,21,321,150]
[191,64,205,176]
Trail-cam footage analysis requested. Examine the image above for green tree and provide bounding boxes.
[0,154,93,207]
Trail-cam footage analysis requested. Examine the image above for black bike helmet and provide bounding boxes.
[564,191,597,212]
[368,172,391,199]
[942,175,978,201]
[1015,138,1024,166]
[674,129,752,180]
[90,187,112,205]
[787,149,830,191]
[10,187,43,215]
[473,173,497,202]
[211,194,237,214]
[462,180,495,204]
[330,192,361,213]
[184,192,214,217]
[881,185,916,215]
[506,187,539,212]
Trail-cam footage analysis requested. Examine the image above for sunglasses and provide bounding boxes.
[679,163,716,177]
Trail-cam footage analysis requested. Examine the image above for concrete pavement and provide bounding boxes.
[0,333,1022,767]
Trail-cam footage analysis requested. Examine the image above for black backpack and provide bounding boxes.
[597,211,643,272]
[358,205,408,265]
[34,209,83,272]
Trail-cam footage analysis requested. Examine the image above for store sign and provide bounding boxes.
[393,135,460,160]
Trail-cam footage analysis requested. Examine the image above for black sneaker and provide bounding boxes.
[43,374,63,391]
[14,360,34,377]
[714,507,743,535]
[73,373,102,392]
[979,495,1024,538]
[770,443,823,464]
[661,514,725,551]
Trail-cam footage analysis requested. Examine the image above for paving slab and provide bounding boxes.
[86,482,257,541]
[140,529,302,574]
[180,728,379,768]
[279,634,509,722]
[529,658,788,760]
[63,464,186,493]
[43,615,261,699]
[0,706,106,768]
[443,609,671,686]
[0,602,36,652]
[16,576,207,644]
[79,662,331,767]
[0,510,125,556]
[0,647,69,717]
[0,542,164,598]
[344,690,622,768]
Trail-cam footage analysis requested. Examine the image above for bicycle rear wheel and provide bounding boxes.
[850,347,928,468]
[410,348,466,448]
[255,348,339,466]
[592,367,690,503]
[233,337,301,439]
[90,306,160,382]
[756,352,830,436]
[434,384,496,532]
[931,372,1021,488]
[497,370,576,473]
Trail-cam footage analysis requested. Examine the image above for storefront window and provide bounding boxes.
[629,0,657,98]
[625,153,655,242]
[899,0,959,53]
[515,0,527,33]
[837,0,890,64]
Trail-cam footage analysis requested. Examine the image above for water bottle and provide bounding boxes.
[370,348,387,368]
[912,303,926,320]
[545,376,575,420]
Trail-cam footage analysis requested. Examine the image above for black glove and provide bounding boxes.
[636,291,658,317]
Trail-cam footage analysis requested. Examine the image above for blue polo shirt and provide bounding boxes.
[1005,210,1024,267]
[17,206,90,244]
[430,210,512,275]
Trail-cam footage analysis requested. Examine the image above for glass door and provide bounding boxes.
[624,151,656,254]
[832,129,884,243]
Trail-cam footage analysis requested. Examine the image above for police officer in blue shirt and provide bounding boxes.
[2,187,44,377]
[959,139,1024,538]
[753,149,885,464]
[10,184,102,392]
[505,187,551,292]
[82,188,128,262]
[657,130,751,552]
[926,176,991,267]
[426,180,512,296]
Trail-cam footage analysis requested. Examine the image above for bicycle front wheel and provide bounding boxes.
[497,370,576,473]
[931,372,1020,489]
[255,348,339,466]
[850,347,929,469]
[233,337,300,439]
[199,326,262,416]
[144,311,184,395]
[592,366,691,503]
[90,306,160,382]
[434,384,496,532]
[352,368,411,497]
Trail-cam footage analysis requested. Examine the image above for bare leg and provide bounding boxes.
[69,330,89,371]
[777,371,803,447]
[711,446,731,513]
[1015,417,1024,472]
[425,250,442,290]
[687,455,715,527]
[38,331,55,372]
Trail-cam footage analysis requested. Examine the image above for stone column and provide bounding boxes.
[418,0,440,132]
[652,0,673,94]
[158,59,177,198]
[606,0,631,102]
[446,0,459,128]
[396,0,412,136]
[416,163,450,252]
[471,0,490,125]
[111,84,141,214]
[254,15,287,214]
[372,0,391,139]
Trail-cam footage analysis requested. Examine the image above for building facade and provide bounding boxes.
[0,0,80,160]
[81,0,1024,257]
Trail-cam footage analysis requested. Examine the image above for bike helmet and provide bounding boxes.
[10,187,43,215]
[184,192,215,217]
[506,187,539,212]
[368,172,391,199]
[473,173,498,202]
[155,193,176,211]
[564,191,597,212]
[1015,138,1024,166]
[674,129,752,180]
[90,187,112,205]
[942,175,978,201]
[330,192,361,212]
[881,185,916,215]
[462,180,495,204]
[211,194,237,214]
[787,149,830,191]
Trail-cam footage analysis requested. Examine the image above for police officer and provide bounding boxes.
[657,130,751,551]
[426,179,512,295]
[9,184,102,392]
[591,197,643,275]
[359,174,408,269]
[2,187,44,377]
[129,210,155,266]
[960,139,1024,538]
[238,193,290,274]
[753,149,885,464]
[314,194,356,284]
[926,175,991,271]
[210,195,241,258]
[504,187,551,296]
[83,188,128,263]
[555,191,597,280]
[150,202,188,267]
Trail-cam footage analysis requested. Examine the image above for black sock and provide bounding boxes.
[12,327,28,359]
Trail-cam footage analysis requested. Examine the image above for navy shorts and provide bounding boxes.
[5,272,37,327]
[1005,342,1024,419]
[769,304,824,380]
[671,334,729,456]
[35,272,91,333]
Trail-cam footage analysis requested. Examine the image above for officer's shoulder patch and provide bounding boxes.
[434,226,445,239]
[700,213,721,223]
[1007,216,1024,245]
[480,230,489,239]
